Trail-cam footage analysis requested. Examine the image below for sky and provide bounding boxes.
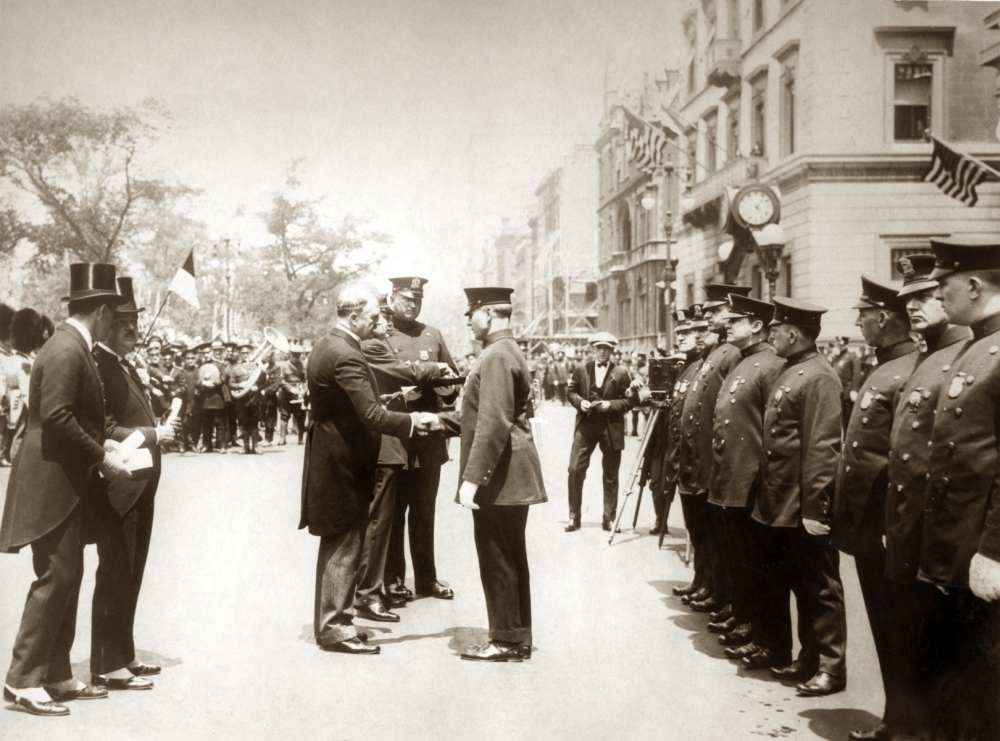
[0,0,685,317]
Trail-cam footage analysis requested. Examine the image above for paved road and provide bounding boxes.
[0,403,882,740]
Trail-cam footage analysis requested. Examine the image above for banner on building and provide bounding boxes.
[924,136,994,207]
[624,108,674,170]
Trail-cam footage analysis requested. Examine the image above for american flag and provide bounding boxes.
[624,109,671,170]
[924,137,991,207]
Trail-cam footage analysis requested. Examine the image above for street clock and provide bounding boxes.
[732,183,781,230]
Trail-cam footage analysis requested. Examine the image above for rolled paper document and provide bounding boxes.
[119,430,146,459]
[166,397,183,426]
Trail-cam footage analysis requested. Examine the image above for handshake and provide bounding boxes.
[409,411,445,435]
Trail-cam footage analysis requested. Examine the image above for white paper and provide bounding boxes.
[126,447,154,472]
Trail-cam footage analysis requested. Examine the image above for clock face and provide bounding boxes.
[737,188,776,226]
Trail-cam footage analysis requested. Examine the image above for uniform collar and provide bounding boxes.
[970,311,1000,341]
[874,339,915,365]
[784,345,818,366]
[483,328,513,348]
[739,340,770,359]
[922,324,971,355]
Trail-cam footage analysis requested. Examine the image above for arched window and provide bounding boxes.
[618,203,632,252]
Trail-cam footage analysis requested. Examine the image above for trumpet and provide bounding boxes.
[232,327,291,398]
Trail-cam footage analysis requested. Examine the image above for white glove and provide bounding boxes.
[100,451,132,480]
[802,518,831,537]
[969,553,1000,602]
[155,423,176,444]
[458,480,480,510]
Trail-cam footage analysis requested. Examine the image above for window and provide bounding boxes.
[688,57,697,95]
[894,61,932,141]
[751,75,767,156]
[619,205,632,252]
[753,0,764,33]
[704,111,719,173]
[729,0,741,40]
[780,54,797,157]
[686,129,699,185]
[727,96,741,159]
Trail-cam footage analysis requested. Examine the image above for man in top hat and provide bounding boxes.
[565,331,636,532]
[384,276,460,601]
[89,277,178,690]
[912,238,1000,740]
[1,263,133,716]
[677,283,750,613]
[279,340,308,445]
[437,287,546,661]
[828,277,917,737]
[751,297,847,696]
[830,336,862,432]
[707,295,784,654]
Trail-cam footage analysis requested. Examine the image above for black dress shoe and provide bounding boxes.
[46,684,108,702]
[601,521,621,533]
[718,623,753,646]
[742,648,790,670]
[3,688,70,716]
[796,672,846,697]
[356,602,400,623]
[770,660,817,682]
[416,581,454,599]
[381,592,407,609]
[709,604,733,623]
[564,521,581,532]
[321,637,380,655]
[848,723,892,741]
[91,674,154,690]
[724,641,762,660]
[386,583,414,602]
[681,587,710,605]
[689,596,721,612]
[517,644,532,660]
[672,582,698,597]
[707,616,738,634]
[127,662,161,677]
[648,525,661,535]
[461,642,523,663]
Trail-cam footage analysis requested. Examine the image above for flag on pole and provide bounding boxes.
[924,136,991,207]
[168,248,200,309]
[624,108,673,170]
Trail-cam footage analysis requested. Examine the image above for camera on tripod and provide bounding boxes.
[646,357,681,401]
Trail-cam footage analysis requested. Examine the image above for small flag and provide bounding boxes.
[168,248,200,309]
[624,109,673,170]
[924,137,990,207]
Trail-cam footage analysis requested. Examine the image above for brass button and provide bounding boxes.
[942,365,950,372]
[852,441,858,448]
[902,453,910,461]
[912,421,920,429]
[897,484,904,492]
[955,408,963,418]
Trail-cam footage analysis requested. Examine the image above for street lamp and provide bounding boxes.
[751,223,787,300]
[640,184,657,211]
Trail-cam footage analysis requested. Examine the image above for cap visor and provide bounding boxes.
[702,300,727,309]
[851,299,880,310]
[718,310,746,321]
[929,267,955,280]
[897,279,939,298]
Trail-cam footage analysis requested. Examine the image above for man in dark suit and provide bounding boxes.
[565,332,635,532]
[831,336,862,431]
[299,283,436,655]
[439,287,547,662]
[1,263,131,716]
[89,277,177,690]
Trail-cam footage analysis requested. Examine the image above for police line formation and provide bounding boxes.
[0,240,997,740]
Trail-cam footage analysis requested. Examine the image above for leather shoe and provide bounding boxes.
[848,723,892,741]
[724,641,761,660]
[742,648,790,670]
[46,684,108,702]
[127,662,161,677]
[796,671,846,697]
[518,644,532,660]
[381,592,407,609]
[709,604,733,623]
[689,596,722,612]
[601,521,621,533]
[707,616,738,634]
[461,641,523,663]
[718,623,753,646]
[564,521,581,532]
[672,582,698,597]
[356,602,400,622]
[770,660,817,682]
[321,637,380,655]
[386,582,414,602]
[91,674,154,690]
[416,581,454,599]
[3,688,70,716]
[681,587,710,605]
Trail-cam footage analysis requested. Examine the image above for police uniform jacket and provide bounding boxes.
[280,357,306,405]
[361,336,441,467]
[666,357,703,486]
[567,358,634,452]
[753,348,842,528]
[439,329,546,507]
[680,340,741,493]
[922,312,1000,588]
[709,342,784,508]
[385,319,458,468]
[833,350,862,400]
[831,340,916,556]
[885,325,971,583]
[299,328,412,537]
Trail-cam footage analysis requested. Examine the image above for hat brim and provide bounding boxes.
[590,341,616,348]
[60,289,127,303]
[394,289,423,300]
[702,300,727,309]
[718,310,747,321]
[897,279,939,298]
[851,299,881,310]
[929,267,955,280]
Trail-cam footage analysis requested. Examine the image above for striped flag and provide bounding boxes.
[924,137,990,207]
[624,109,672,170]
[168,248,200,309]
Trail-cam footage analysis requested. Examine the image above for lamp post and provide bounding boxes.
[751,223,787,300]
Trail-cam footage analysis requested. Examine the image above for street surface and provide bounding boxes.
[0,403,882,741]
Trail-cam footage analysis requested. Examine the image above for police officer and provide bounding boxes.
[751,297,847,696]
[279,342,307,445]
[230,344,262,455]
[831,276,917,738]
[199,340,229,453]
[384,277,459,601]
[831,336,862,431]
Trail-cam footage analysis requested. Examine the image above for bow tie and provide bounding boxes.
[596,362,608,369]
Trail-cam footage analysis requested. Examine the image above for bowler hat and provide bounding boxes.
[61,263,126,304]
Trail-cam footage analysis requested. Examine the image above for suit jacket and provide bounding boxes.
[94,345,161,517]
[831,340,916,557]
[567,359,634,451]
[361,336,441,467]
[922,313,1000,588]
[885,325,971,583]
[709,342,784,508]
[0,323,110,552]
[753,349,842,529]
[439,329,546,506]
[299,327,413,537]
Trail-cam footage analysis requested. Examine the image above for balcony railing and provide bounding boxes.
[707,38,742,88]
[603,241,668,273]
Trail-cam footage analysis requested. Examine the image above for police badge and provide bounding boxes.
[948,376,965,399]
[774,388,783,404]
[419,350,430,361]
[907,389,922,413]
[679,381,690,394]
[860,391,873,410]
[730,380,740,394]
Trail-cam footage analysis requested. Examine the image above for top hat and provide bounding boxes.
[114,277,146,315]
[463,286,514,316]
[769,296,827,328]
[390,277,429,300]
[852,275,906,312]
[897,254,938,298]
[719,294,775,325]
[61,263,126,304]
[930,237,1000,280]
[703,283,752,309]
[588,331,619,348]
